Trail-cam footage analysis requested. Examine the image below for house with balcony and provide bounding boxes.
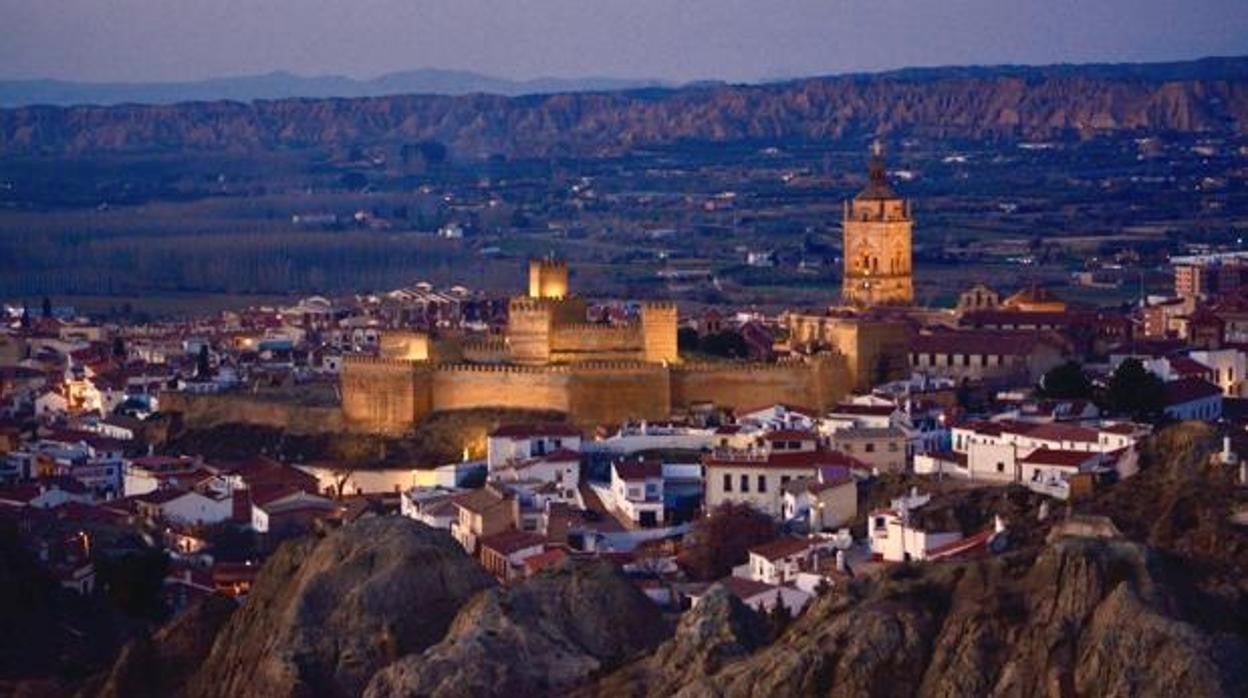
[703,431,863,519]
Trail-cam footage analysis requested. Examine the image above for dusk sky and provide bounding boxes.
[2,0,1247,83]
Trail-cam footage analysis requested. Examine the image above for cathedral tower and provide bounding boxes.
[841,141,914,306]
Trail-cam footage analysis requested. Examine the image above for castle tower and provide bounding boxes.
[640,302,679,364]
[506,298,553,365]
[842,141,914,306]
[528,257,569,300]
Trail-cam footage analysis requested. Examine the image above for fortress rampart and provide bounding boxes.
[340,351,851,432]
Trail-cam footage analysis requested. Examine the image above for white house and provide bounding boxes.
[1018,448,1104,499]
[400,487,461,529]
[780,465,858,532]
[487,423,582,470]
[136,488,233,526]
[490,449,581,500]
[948,420,1148,484]
[692,577,813,616]
[607,458,665,527]
[868,490,962,563]
[703,431,863,518]
[250,489,337,533]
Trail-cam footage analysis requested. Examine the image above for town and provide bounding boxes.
[2,142,1244,653]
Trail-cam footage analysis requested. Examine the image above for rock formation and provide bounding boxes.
[365,559,668,698]
[622,537,1248,698]
[91,594,236,698]
[579,584,769,698]
[182,517,495,698]
[4,58,1247,158]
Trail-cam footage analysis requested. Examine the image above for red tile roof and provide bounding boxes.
[1164,378,1223,406]
[748,536,814,562]
[478,529,546,556]
[613,459,662,480]
[1019,448,1098,468]
[489,423,581,439]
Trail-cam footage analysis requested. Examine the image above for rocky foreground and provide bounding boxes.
[69,424,1248,698]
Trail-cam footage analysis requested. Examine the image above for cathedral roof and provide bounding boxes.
[854,140,899,201]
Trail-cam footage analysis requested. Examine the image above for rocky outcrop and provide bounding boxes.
[182,517,495,698]
[91,594,237,698]
[365,559,668,698]
[3,58,1247,157]
[646,537,1248,698]
[579,584,768,698]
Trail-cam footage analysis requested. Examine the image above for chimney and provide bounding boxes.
[835,549,847,573]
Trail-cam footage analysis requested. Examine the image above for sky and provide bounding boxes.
[2,0,1247,83]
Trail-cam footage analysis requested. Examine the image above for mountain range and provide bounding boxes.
[1,56,1246,158]
[0,68,669,108]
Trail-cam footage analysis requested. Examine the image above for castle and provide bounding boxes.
[842,141,914,306]
[341,257,910,433]
[340,146,919,433]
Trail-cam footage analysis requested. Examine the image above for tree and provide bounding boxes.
[97,549,169,620]
[678,502,778,581]
[1105,358,1166,422]
[699,331,749,359]
[111,336,126,360]
[1039,361,1092,399]
[677,327,700,353]
[767,593,793,640]
[196,343,212,378]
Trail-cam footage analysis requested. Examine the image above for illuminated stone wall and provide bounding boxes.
[528,258,569,299]
[670,355,850,414]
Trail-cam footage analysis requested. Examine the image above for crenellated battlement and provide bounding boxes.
[339,257,865,433]
[342,355,422,369]
[555,322,639,334]
[508,297,558,314]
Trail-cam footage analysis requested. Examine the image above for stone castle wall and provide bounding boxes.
[161,391,349,434]
[549,323,644,362]
[670,354,849,414]
[431,363,572,414]
[338,353,848,432]
[340,357,430,433]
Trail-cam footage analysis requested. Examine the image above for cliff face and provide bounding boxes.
[365,559,669,698]
[182,517,495,698]
[90,594,237,698]
[615,537,1248,698]
[3,60,1247,157]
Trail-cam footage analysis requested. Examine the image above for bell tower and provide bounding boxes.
[841,141,914,306]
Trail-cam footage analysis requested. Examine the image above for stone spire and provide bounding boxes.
[855,139,897,201]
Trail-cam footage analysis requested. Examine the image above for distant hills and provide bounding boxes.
[1,56,1246,158]
[0,68,670,108]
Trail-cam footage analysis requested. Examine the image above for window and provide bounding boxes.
[741,474,750,493]
[723,473,732,492]
[996,462,1005,473]
[758,475,767,493]
[865,443,876,453]
[780,475,791,486]
[889,442,899,452]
